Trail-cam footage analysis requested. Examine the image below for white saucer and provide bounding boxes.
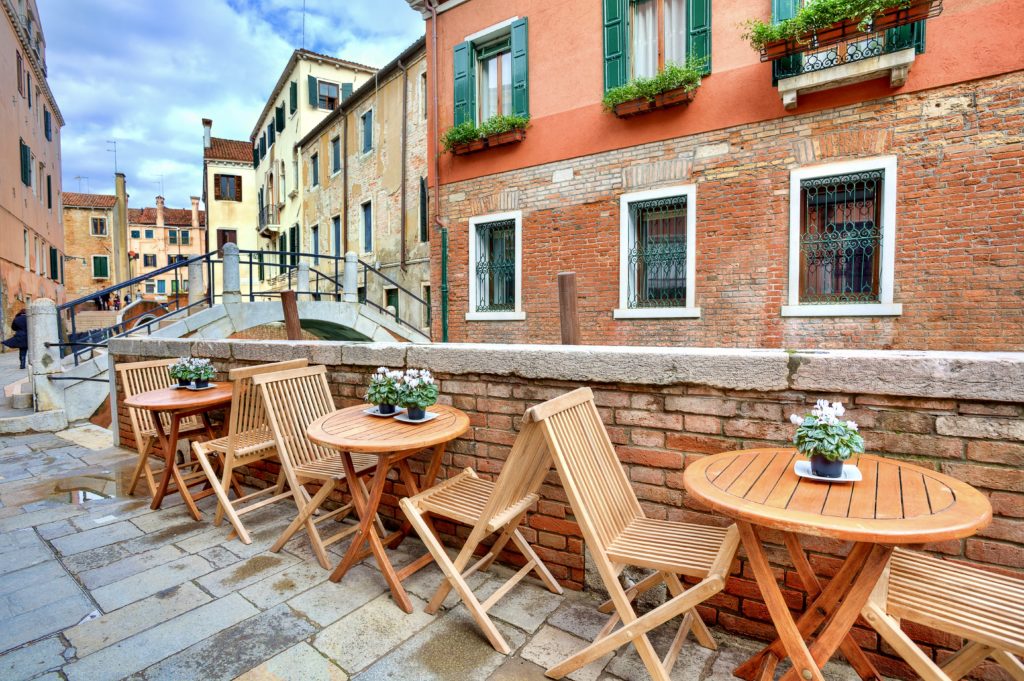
[794,460,862,483]
[363,406,406,418]
[394,411,439,424]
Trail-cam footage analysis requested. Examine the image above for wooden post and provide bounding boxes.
[281,290,302,341]
[558,272,580,345]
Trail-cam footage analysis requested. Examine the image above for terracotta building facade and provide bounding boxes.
[126,197,206,301]
[410,0,1023,351]
[1,0,64,332]
[297,38,432,332]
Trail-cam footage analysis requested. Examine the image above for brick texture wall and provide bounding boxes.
[431,71,1024,351]
[110,339,1024,681]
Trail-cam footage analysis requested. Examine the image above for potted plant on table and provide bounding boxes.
[396,369,438,421]
[366,367,403,415]
[188,358,216,390]
[169,358,192,388]
[789,400,864,478]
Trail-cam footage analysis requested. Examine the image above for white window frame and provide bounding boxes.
[317,78,340,111]
[91,255,109,280]
[467,210,525,321]
[330,135,342,176]
[361,199,373,255]
[614,184,699,319]
[782,155,901,317]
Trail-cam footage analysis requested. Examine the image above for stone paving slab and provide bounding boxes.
[235,641,349,681]
[91,553,214,611]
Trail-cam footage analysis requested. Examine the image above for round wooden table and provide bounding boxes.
[123,383,232,519]
[684,448,992,681]
[306,403,471,613]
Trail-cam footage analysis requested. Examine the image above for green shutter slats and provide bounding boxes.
[452,41,475,126]
[342,82,353,101]
[44,109,52,141]
[46,175,51,208]
[771,0,801,81]
[253,146,259,168]
[308,74,318,107]
[603,0,629,92]
[268,122,275,146]
[886,20,926,54]
[260,133,266,159]
[19,139,31,186]
[688,0,712,74]
[290,81,298,113]
[49,247,57,280]
[276,104,285,132]
[510,18,529,117]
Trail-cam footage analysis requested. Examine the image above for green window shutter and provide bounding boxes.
[268,122,275,146]
[771,0,801,81]
[253,146,259,168]
[46,175,51,208]
[688,0,712,74]
[342,82,353,101]
[49,247,57,280]
[276,104,285,132]
[886,20,926,54]
[260,133,266,159]
[290,81,298,113]
[603,0,628,91]
[308,74,318,107]
[452,41,475,125]
[510,18,529,117]
[44,109,51,141]
[94,257,108,278]
[19,139,31,186]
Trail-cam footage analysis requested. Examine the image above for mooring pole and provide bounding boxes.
[558,272,580,345]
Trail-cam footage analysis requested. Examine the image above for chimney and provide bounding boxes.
[202,118,212,149]
[155,196,165,228]
[190,196,200,230]
[113,173,129,283]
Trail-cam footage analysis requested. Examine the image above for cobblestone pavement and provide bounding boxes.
[0,427,870,681]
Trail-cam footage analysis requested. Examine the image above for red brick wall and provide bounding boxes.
[430,72,1024,351]
[112,345,1023,681]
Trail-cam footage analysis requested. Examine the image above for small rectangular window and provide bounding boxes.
[385,288,399,318]
[357,286,366,304]
[473,218,516,312]
[17,51,24,96]
[421,71,428,119]
[361,110,373,153]
[422,285,432,327]
[477,45,512,121]
[143,254,156,267]
[311,153,320,187]
[91,218,107,236]
[217,229,238,252]
[181,230,190,244]
[419,176,429,242]
[332,215,342,257]
[215,174,240,201]
[311,224,319,265]
[91,255,109,279]
[169,230,178,245]
[130,229,140,238]
[156,280,166,294]
[362,201,372,252]
[144,229,154,239]
[331,136,341,173]
[318,80,339,109]
[145,281,156,294]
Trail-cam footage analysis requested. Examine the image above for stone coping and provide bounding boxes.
[108,338,1024,403]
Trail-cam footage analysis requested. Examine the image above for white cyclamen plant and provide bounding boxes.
[366,367,403,405]
[789,400,864,462]
[395,369,439,409]
[169,358,191,380]
[188,358,216,381]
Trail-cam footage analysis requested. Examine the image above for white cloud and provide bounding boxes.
[38,0,423,209]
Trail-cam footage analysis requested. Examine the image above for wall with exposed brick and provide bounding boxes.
[62,204,115,300]
[109,337,1024,681]
[430,72,1024,351]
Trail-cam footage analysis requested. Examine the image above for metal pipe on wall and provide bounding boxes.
[428,0,449,342]
[399,58,409,271]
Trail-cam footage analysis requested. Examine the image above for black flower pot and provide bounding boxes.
[193,378,209,389]
[810,454,843,478]
[407,406,426,421]
[378,403,396,415]
[177,378,191,388]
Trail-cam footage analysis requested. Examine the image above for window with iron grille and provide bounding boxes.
[798,170,883,304]
[474,219,516,313]
[626,195,688,309]
[784,157,900,317]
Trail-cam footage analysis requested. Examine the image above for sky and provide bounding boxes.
[39,0,424,209]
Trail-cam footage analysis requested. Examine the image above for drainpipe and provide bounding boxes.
[427,0,449,342]
[399,58,409,272]
[342,110,349,254]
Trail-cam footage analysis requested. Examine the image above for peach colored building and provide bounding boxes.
[126,197,206,301]
[1,0,64,333]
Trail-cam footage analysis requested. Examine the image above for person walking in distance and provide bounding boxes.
[3,309,29,369]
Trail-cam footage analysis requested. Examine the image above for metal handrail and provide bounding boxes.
[57,252,210,312]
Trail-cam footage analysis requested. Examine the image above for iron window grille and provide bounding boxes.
[626,195,688,309]
[799,169,884,304]
[474,219,516,312]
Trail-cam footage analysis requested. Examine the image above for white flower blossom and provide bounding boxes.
[789,413,803,425]
[845,420,858,431]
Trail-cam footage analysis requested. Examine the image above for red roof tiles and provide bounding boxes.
[205,137,253,163]
[62,192,117,208]
[128,207,206,227]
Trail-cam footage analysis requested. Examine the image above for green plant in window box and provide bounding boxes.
[602,59,705,113]
[741,0,920,52]
[441,115,530,153]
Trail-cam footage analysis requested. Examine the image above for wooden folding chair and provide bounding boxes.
[192,358,308,544]
[528,388,740,681]
[253,365,381,569]
[399,412,564,654]
[117,358,211,498]
[861,548,1024,681]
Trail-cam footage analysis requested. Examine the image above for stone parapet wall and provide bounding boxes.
[110,338,1024,680]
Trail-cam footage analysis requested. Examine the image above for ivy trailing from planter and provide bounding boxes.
[742,0,917,52]
[601,59,705,114]
[441,115,530,153]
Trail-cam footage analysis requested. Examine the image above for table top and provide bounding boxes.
[307,404,471,454]
[684,448,991,544]
[123,383,233,412]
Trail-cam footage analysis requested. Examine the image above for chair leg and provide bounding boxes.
[127,436,154,496]
[510,530,563,594]
[664,571,716,650]
[400,499,511,655]
[862,602,950,681]
[195,445,251,544]
[425,526,488,615]
[992,651,1024,681]
[272,479,336,569]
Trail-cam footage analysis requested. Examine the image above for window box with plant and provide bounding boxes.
[442,115,530,156]
[603,59,704,119]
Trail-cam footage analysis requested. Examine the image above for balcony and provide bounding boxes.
[258,205,280,237]
[774,23,924,110]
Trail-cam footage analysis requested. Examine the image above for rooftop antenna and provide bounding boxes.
[106,139,118,173]
[301,0,306,48]
[153,175,164,196]
[73,175,89,192]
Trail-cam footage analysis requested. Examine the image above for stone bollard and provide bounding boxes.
[187,258,205,310]
[27,298,64,412]
[222,242,241,305]
[343,252,359,304]
[297,261,310,299]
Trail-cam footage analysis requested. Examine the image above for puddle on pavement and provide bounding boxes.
[1,466,138,507]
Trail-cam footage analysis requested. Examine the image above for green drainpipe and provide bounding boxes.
[440,227,449,342]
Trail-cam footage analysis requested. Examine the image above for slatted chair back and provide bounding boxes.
[526,387,642,553]
[116,358,202,446]
[225,358,309,460]
[252,364,339,470]
[477,417,552,531]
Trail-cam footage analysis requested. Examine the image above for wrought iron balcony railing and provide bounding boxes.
[773,22,924,82]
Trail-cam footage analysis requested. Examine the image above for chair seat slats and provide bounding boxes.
[607,517,729,577]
